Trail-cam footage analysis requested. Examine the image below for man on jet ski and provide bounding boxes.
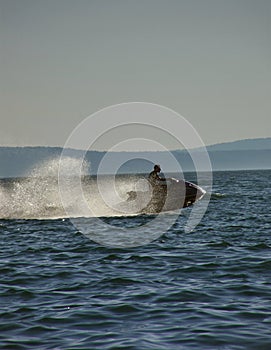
[126,165,167,203]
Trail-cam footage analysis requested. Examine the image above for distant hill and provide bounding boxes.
[0,138,270,177]
[205,138,271,152]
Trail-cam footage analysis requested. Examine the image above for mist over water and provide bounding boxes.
[0,157,82,219]
[0,157,154,220]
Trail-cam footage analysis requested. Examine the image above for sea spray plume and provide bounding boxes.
[29,156,91,218]
[30,156,90,178]
[0,156,90,219]
[0,173,61,219]
[57,156,93,218]
[0,155,158,219]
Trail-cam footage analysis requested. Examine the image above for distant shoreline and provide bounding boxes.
[0,138,270,178]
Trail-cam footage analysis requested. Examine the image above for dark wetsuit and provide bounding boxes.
[148,171,167,188]
[148,170,161,186]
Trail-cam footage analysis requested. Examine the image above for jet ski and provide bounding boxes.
[126,178,206,214]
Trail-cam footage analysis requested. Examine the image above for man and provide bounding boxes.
[148,164,167,187]
[147,165,167,212]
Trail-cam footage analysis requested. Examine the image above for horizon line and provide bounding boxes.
[0,136,270,152]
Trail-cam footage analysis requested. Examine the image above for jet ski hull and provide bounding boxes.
[127,179,205,214]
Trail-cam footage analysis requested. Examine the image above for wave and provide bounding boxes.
[211,192,226,199]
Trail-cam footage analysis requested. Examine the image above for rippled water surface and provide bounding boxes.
[1,170,271,349]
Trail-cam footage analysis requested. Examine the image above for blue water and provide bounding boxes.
[1,170,271,349]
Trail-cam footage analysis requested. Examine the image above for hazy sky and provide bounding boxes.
[1,0,270,150]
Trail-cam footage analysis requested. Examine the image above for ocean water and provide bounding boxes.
[0,169,271,349]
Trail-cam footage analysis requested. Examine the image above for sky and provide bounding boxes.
[1,0,270,150]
